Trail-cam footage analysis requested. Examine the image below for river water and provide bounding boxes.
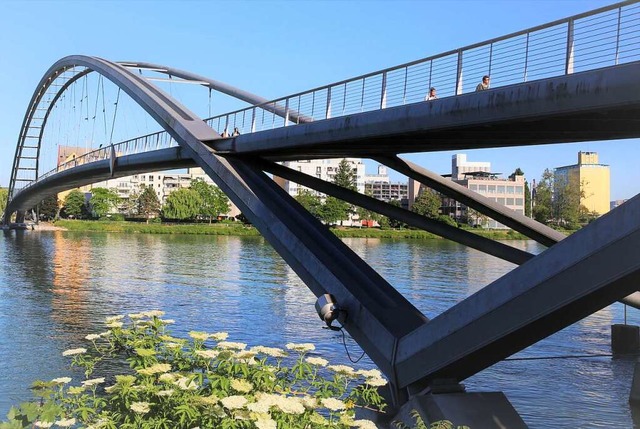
[0,230,638,427]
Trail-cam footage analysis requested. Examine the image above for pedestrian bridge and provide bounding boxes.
[4,0,640,415]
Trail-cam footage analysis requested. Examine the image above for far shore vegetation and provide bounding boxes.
[50,219,537,241]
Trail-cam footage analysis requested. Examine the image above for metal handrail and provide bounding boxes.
[17,0,640,194]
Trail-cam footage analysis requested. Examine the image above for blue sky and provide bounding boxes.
[1,0,636,200]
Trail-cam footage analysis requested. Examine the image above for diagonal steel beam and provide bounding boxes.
[258,158,533,266]
[395,193,640,390]
[376,155,566,247]
[178,146,427,405]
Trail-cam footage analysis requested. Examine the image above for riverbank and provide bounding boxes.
[51,220,540,240]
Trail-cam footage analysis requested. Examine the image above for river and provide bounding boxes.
[0,230,637,427]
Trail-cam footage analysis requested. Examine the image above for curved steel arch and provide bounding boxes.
[5,55,219,222]
[122,62,311,124]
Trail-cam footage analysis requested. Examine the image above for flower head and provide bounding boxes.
[220,395,248,410]
[285,342,315,353]
[85,334,101,341]
[305,356,328,367]
[210,332,229,341]
[230,378,253,393]
[321,397,346,411]
[130,401,151,414]
[82,377,105,387]
[51,377,72,384]
[189,331,209,341]
[62,348,87,356]
[217,341,247,350]
[137,363,172,376]
[327,364,356,376]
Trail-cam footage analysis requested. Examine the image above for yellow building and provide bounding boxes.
[554,151,610,216]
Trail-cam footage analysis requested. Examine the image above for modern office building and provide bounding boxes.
[411,154,526,228]
[364,165,408,204]
[554,151,610,216]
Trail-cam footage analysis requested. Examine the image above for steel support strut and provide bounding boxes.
[257,158,533,266]
[376,155,566,246]
[175,144,427,406]
[395,193,640,391]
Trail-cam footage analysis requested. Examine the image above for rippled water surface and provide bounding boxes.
[0,230,638,427]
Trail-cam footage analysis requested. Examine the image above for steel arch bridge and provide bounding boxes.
[4,0,640,420]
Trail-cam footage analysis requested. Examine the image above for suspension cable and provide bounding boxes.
[109,87,121,145]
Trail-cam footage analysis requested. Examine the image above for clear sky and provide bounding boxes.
[1,0,636,200]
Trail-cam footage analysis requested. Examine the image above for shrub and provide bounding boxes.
[1,311,386,429]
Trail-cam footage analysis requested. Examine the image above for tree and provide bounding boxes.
[553,175,583,228]
[411,188,441,219]
[355,190,381,226]
[319,196,348,226]
[332,159,358,191]
[533,169,553,224]
[90,187,120,218]
[190,178,230,223]
[295,189,323,220]
[0,188,7,217]
[329,159,358,225]
[138,185,161,223]
[63,190,87,219]
[39,194,60,221]
[122,190,140,217]
[162,188,203,220]
[382,199,407,229]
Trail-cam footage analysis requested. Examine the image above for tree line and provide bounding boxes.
[38,178,231,223]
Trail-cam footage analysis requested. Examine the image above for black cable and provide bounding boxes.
[504,352,624,361]
[340,327,366,364]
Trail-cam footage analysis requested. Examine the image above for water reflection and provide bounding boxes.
[0,231,636,428]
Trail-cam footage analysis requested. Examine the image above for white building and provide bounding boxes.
[274,158,366,196]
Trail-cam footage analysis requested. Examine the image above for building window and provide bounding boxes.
[478,184,487,193]
[470,184,478,191]
[516,186,523,194]
[497,185,505,193]
[487,185,496,193]
[515,198,523,206]
[497,197,505,205]
[507,198,515,206]
[506,186,514,194]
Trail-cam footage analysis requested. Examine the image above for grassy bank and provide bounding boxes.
[53,219,537,240]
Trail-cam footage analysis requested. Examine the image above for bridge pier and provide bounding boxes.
[387,391,528,429]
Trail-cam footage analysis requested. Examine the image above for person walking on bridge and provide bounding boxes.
[476,75,490,91]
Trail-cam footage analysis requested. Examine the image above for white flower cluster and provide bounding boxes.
[285,342,316,353]
[62,348,87,356]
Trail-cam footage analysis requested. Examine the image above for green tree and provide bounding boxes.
[382,199,407,229]
[138,185,161,223]
[295,189,323,220]
[122,190,140,217]
[553,175,583,228]
[533,169,553,225]
[39,194,60,221]
[328,159,358,225]
[0,188,7,217]
[162,188,203,220]
[411,188,441,219]
[63,190,87,219]
[332,159,358,191]
[190,178,230,223]
[355,190,381,226]
[89,187,120,218]
[319,196,348,226]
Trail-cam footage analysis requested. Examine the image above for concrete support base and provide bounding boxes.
[612,324,640,355]
[379,392,528,429]
[629,362,640,404]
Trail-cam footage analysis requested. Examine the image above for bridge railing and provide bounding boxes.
[34,130,178,185]
[207,0,639,135]
[20,1,640,193]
